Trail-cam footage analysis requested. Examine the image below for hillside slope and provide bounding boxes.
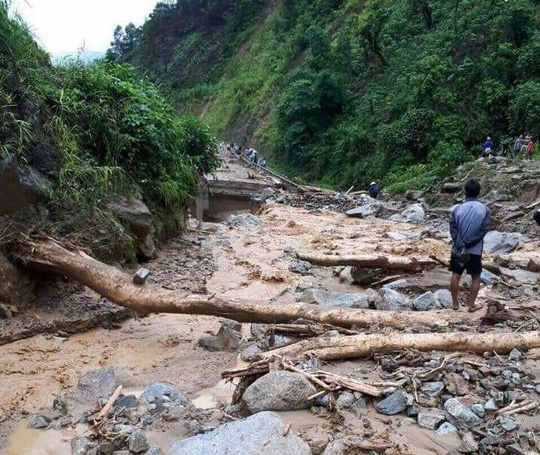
[114,0,540,190]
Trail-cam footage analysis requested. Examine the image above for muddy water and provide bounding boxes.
[2,202,538,453]
[5,426,72,455]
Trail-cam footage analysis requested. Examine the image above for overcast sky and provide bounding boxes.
[11,0,159,55]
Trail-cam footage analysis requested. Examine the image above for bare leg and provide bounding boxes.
[450,273,461,310]
[468,275,482,312]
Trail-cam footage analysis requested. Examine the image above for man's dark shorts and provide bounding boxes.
[449,254,482,277]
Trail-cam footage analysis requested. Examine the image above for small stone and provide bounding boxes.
[28,415,51,429]
[508,348,523,361]
[484,398,498,411]
[240,344,263,362]
[321,330,341,338]
[128,429,149,453]
[436,422,457,436]
[115,395,139,409]
[433,289,453,309]
[336,391,355,409]
[406,406,419,418]
[418,409,446,430]
[375,391,411,415]
[506,443,526,455]
[133,268,150,285]
[500,416,518,432]
[444,398,481,429]
[289,260,312,275]
[145,447,163,455]
[444,373,470,396]
[322,441,346,455]
[413,292,438,311]
[315,394,330,408]
[479,434,500,450]
[420,381,445,397]
[71,436,96,455]
[458,432,478,453]
[470,403,485,418]
[97,441,114,454]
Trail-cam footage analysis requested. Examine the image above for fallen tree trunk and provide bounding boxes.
[263,331,540,361]
[296,252,437,272]
[16,238,487,328]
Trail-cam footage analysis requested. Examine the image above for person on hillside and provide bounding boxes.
[525,137,535,160]
[521,136,530,156]
[514,135,524,158]
[368,182,381,199]
[483,137,494,157]
[449,179,491,313]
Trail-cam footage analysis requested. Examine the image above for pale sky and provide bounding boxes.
[11,0,160,55]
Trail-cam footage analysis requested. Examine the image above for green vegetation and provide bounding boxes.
[1,1,218,258]
[114,0,540,192]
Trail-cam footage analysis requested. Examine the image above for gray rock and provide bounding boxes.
[413,291,438,311]
[227,213,265,229]
[128,429,149,453]
[484,398,498,411]
[321,330,340,338]
[401,204,425,223]
[346,202,384,218]
[479,434,501,450]
[444,398,481,429]
[169,412,311,455]
[145,447,163,455]
[72,367,116,406]
[0,156,49,215]
[470,403,485,418]
[240,344,263,362]
[198,324,241,352]
[28,414,51,429]
[322,441,346,455]
[242,371,317,413]
[299,288,377,309]
[382,279,409,290]
[420,381,445,397]
[480,269,499,284]
[500,416,518,432]
[289,260,312,275]
[484,231,526,255]
[436,422,457,436]
[336,392,355,409]
[316,394,330,408]
[434,289,452,309]
[140,383,187,406]
[377,289,412,311]
[418,409,446,430]
[508,348,523,361]
[375,391,411,415]
[133,268,150,285]
[71,436,96,455]
[458,432,478,453]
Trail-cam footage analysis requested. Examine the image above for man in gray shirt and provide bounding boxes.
[449,179,491,312]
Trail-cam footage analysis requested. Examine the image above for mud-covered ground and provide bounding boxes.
[1,156,539,454]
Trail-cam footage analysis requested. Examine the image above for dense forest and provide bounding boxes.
[110,0,540,190]
[0,1,218,258]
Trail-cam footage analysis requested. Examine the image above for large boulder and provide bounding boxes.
[106,197,156,259]
[242,371,317,413]
[0,156,49,215]
[401,204,425,223]
[346,202,383,218]
[413,291,438,311]
[169,412,311,455]
[484,231,527,255]
[376,289,412,311]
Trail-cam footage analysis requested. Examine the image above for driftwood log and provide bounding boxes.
[14,238,490,329]
[296,252,437,272]
[263,331,540,361]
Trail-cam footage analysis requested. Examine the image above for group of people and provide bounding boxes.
[513,135,536,160]
[226,143,267,168]
[483,135,536,159]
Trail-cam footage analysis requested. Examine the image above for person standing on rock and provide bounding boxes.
[483,137,494,157]
[513,135,524,158]
[449,179,491,312]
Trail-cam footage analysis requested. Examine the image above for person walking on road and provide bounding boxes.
[449,179,491,313]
